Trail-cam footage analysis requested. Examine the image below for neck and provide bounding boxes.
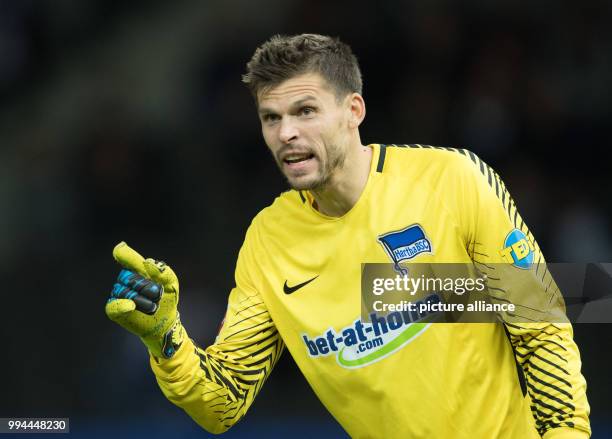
[310,143,373,217]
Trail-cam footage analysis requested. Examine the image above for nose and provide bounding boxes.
[278,117,299,144]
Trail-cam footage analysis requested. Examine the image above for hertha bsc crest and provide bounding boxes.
[377,224,433,274]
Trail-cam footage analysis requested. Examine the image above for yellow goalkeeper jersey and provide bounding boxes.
[150,144,590,438]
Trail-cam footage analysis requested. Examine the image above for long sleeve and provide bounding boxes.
[453,150,590,438]
[149,226,284,434]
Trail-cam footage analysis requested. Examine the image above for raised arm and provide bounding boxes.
[106,239,284,434]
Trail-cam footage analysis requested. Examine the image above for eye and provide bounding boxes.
[262,113,280,123]
[299,106,316,116]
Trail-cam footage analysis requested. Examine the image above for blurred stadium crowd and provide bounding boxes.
[0,0,610,437]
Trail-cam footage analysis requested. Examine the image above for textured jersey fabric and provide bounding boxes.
[150,144,590,438]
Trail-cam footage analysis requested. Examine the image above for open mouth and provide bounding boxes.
[283,153,315,165]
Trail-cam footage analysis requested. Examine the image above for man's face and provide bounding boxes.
[257,73,350,191]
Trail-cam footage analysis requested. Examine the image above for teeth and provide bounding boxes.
[285,154,311,163]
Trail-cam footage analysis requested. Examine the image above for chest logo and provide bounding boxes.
[283,276,318,294]
[378,224,433,274]
[301,294,439,369]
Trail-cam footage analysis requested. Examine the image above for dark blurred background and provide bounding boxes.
[1,0,610,438]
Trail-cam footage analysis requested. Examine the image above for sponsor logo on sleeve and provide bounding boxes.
[500,228,534,269]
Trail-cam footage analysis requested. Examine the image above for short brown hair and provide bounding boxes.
[242,34,362,102]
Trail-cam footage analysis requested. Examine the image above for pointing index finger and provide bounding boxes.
[112,241,147,277]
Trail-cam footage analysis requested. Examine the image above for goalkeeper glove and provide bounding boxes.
[105,242,185,359]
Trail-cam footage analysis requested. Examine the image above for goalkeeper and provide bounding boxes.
[105,34,590,438]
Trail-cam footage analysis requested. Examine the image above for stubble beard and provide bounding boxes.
[283,143,346,191]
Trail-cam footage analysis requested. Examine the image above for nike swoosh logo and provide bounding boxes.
[283,276,318,294]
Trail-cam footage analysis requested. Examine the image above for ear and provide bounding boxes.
[347,93,366,129]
